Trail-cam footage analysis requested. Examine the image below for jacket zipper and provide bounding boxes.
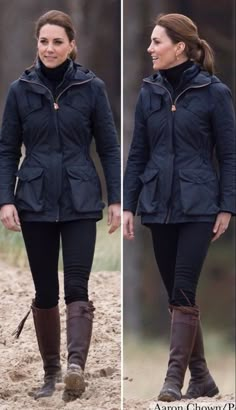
[20,78,93,110]
[143,80,211,111]
[53,80,92,220]
[20,78,93,222]
[143,80,211,222]
[165,104,176,223]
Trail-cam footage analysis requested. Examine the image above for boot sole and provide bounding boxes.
[158,390,181,402]
[184,385,219,399]
[34,389,55,400]
[64,370,85,393]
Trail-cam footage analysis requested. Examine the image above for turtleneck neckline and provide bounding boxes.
[160,59,194,90]
[39,58,70,82]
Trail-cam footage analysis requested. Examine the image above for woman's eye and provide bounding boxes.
[154,40,160,45]
[40,40,47,44]
[54,40,63,45]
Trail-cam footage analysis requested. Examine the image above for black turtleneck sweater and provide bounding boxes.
[160,59,194,91]
[38,58,70,98]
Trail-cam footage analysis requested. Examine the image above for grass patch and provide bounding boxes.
[124,330,235,356]
[0,212,120,272]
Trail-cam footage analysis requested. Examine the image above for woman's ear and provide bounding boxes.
[70,39,76,52]
[176,41,186,57]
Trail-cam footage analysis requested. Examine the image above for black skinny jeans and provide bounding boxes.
[21,220,96,309]
[148,222,214,307]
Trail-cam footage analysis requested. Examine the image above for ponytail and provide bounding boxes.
[197,39,215,75]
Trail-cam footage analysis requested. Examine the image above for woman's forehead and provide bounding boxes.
[38,24,67,38]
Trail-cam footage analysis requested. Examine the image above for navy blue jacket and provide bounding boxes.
[124,64,236,224]
[0,60,120,222]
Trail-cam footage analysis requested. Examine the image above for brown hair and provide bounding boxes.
[35,10,77,60]
[156,13,215,74]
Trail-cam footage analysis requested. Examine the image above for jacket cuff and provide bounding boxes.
[220,198,236,216]
[0,192,15,208]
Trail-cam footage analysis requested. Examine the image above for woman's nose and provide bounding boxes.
[46,43,54,52]
[147,44,152,54]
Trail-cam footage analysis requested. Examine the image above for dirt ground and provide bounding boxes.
[124,338,235,410]
[123,395,236,410]
[0,259,235,410]
[0,259,121,410]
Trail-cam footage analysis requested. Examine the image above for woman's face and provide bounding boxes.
[37,24,75,68]
[147,25,183,70]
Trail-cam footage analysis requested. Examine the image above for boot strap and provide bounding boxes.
[12,302,33,339]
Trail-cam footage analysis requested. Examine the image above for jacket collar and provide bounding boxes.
[143,63,216,88]
[20,59,95,85]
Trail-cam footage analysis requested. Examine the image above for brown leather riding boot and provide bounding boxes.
[63,301,95,400]
[184,321,219,398]
[32,302,62,399]
[158,305,199,402]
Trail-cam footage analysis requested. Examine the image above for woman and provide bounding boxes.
[124,13,235,402]
[0,10,120,400]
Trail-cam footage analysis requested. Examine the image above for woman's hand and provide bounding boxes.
[212,212,231,242]
[107,203,121,234]
[123,210,135,240]
[0,204,21,232]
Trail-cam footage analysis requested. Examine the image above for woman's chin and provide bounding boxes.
[153,62,160,71]
[44,62,57,68]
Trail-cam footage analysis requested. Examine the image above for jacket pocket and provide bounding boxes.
[15,167,45,212]
[179,169,219,215]
[66,165,104,213]
[138,168,160,214]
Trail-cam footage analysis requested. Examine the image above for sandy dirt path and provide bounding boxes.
[0,259,121,410]
[123,395,235,410]
[124,338,235,410]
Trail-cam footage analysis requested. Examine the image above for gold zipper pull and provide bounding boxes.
[54,102,59,110]
[171,104,176,112]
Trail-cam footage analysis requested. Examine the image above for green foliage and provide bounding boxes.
[0,213,120,272]
[0,225,25,267]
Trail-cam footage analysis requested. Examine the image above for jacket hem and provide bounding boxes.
[141,214,217,224]
[18,211,103,222]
